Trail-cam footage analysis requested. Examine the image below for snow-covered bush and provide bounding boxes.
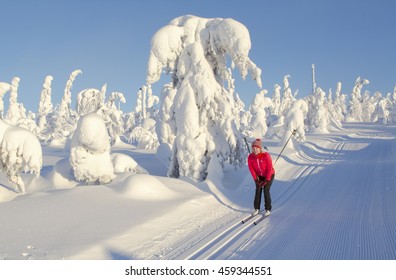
[128,117,158,149]
[69,113,114,184]
[147,15,262,181]
[0,120,42,193]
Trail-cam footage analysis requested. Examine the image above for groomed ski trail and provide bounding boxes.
[152,134,348,260]
[147,124,396,260]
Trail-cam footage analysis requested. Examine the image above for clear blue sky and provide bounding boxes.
[1,0,395,112]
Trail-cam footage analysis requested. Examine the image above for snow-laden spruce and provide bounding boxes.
[244,89,273,139]
[37,75,54,140]
[69,113,114,184]
[0,82,11,118]
[0,119,42,193]
[147,15,262,181]
[45,70,81,145]
[5,77,27,124]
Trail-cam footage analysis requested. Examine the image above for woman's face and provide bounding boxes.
[252,146,261,155]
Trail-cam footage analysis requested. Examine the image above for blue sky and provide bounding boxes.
[1,0,395,112]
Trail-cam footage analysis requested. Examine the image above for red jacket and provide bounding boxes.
[248,152,275,181]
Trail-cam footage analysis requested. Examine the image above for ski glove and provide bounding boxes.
[255,179,267,188]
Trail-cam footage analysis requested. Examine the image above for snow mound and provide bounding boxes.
[45,158,79,189]
[155,143,172,163]
[0,186,18,202]
[115,174,178,201]
[111,153,147,174]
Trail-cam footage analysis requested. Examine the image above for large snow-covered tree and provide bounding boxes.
[46,69,81,144]
[146,15,262,180]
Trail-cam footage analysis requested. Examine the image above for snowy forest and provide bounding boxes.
[0,15,395,193]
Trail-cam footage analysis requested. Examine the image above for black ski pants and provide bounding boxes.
[254,174,274,211]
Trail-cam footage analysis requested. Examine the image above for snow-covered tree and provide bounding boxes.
[147,15,262,180]
[333,82,347,122]
[17,111,38,133]
[124,84,160,148]
[6,77,26,124]
[136,84,159,120]
[128,117,159,149]
[0,82,11,119]
[279,75,296,115]
[0,120,42,193]
[69,113,114,184]
[347,77,369,122]
[245,89,273,138]
[280,99,308,149]
[324,89,343,129]
[271,84,282,116]
[361,90,375,122]
[76,84,106,116]
[377,93,392,125]
[391,86,396,122]
[306,87,329,133]
[155,82,177,146]
[46,70,81,144]
[98,91,126,144]
[37,75,54,138]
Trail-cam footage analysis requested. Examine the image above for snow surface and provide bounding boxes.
[1,122,396,260]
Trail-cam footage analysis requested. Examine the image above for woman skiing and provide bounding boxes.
[247,138,275,217]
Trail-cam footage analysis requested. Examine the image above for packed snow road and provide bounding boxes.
[157,123,396,260]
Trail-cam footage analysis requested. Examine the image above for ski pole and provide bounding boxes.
[243,136,251,154]
[274,129,297,166]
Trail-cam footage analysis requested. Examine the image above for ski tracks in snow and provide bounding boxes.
[150,125,396,260]
[159,138,348,260]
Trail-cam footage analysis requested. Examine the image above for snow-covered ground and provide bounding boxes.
[0,122,396,260]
